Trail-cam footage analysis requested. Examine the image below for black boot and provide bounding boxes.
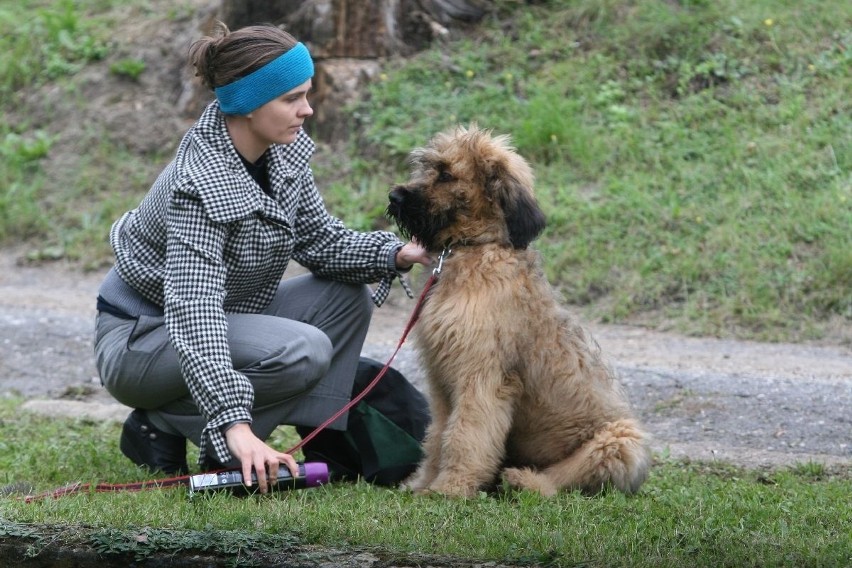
[120,409,189,475]
[199,456,229,472]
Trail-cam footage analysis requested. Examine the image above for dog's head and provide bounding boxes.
[387,125,547,253]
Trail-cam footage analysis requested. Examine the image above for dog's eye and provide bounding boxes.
[436,170,455,183]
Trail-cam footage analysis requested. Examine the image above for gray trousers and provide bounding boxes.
[94,274,372,451]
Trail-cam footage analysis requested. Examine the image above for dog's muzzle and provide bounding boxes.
[387,185,453,251]
[387,186,423,242]
[387,186,418,226]
[387,187,407,216]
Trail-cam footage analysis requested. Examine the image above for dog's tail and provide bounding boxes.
[503,419,651,497]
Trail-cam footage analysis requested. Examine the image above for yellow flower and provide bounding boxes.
[764,18,774,27]
[550,134,558,143]
[465,69,475,78]
[504,72,514,81]
[379,73,388,81]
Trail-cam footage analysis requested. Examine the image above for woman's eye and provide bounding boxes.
[436,171,454,183]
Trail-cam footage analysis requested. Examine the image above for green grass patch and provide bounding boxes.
[0,0,144,266]
[1,398,850,566]
[109,57,146,81]
[0,127,54,241]
[0,0,111,97]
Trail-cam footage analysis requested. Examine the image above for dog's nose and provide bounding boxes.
[388,187,406,206]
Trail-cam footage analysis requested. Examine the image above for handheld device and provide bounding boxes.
[188,462,329,496]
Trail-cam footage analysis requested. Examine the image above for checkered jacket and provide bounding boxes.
[109,101,406,464]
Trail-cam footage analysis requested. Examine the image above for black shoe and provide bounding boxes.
[199,456,229,472]
[120,409,188,475]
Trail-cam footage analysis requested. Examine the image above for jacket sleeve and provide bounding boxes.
[289,167,407,303]
[163,185,253,465]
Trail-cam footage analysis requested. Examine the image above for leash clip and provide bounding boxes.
[433,247,452,275]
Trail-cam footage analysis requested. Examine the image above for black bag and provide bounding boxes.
[297,357,430,486]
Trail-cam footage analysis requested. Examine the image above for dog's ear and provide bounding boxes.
[490,173,548,249]
[468,128,546,248]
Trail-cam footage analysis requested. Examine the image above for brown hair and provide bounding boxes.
[188,21,299,90]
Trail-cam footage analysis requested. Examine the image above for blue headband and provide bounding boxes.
[214,42,314,115]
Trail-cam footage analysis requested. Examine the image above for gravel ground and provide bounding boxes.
[2,248,850,471]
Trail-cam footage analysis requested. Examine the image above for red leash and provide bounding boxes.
[22,272,438,502]
[285,272,436,455]
[23,477,189,503]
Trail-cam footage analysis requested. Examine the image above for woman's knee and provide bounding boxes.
[232,320,332,381]
[239,325,333,404]
[292,327,333,383]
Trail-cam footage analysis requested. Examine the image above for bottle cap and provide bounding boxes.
[303,462,329,487]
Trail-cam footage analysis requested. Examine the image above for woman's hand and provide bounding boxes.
[223,422,299,493]
[395,241,433,270]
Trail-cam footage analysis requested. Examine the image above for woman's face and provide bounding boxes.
[247,79,314,146]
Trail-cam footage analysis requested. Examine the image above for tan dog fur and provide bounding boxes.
[387,125,650,498]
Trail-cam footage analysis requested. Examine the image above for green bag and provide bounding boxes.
[297,357,430,486]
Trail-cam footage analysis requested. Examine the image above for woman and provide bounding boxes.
[94,22,431,493]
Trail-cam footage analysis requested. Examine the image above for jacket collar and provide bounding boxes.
[177,101,317,223]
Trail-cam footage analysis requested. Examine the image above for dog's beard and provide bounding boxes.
[387,188,455,251]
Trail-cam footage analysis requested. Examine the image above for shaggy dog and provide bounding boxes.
[386,125,651,498]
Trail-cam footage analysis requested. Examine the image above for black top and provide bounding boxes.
[239,151,271,196]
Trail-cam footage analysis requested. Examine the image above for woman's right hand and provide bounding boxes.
[223,422,299,493]
[395,240,434,270]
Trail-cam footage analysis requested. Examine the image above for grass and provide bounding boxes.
[1,398,850,567]
[1,0,850,340]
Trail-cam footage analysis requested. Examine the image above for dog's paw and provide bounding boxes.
[400,480,427,493]
[400,470,433,493]
[426,481,479,499]
[399,480,422,493]
[425,472,482,498]
[502,467,557,497]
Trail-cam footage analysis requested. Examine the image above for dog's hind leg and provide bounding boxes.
[503,419,650,497]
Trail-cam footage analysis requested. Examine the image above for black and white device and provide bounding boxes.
[188,462,329,495]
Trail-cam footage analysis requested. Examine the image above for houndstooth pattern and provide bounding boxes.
[109,101,407,464]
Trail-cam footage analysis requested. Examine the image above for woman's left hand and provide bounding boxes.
[223,423,299,494]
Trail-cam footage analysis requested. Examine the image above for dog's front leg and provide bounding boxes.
[428,371,521,498]
[401,385,450,492]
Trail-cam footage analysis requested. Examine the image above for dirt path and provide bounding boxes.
[1,247,849,471]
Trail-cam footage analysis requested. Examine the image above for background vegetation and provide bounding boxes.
[1,0,850,342]
[337,0,852,342]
